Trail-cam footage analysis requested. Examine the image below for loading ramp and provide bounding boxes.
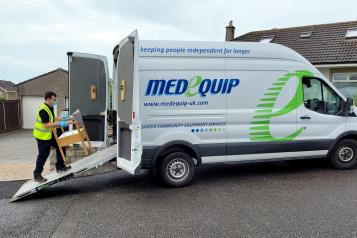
[11,145,117,202]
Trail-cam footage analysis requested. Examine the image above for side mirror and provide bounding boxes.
[343,98,353,116]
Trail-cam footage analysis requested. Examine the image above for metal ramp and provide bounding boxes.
[10,145,117,202]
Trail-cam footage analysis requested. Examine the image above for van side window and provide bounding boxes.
[302,77,341,115]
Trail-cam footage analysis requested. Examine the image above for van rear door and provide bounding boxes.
[67,52,109,148]
[115,30,141,175]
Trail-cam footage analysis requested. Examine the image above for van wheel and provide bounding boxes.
[159,152,195,187]
[330,139,357,170]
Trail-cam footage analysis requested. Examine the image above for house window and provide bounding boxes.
[260,36,274,43]
[350,73,357,81]
[332,72,357,102]
[346,28,357,39]
[300,31,312,38]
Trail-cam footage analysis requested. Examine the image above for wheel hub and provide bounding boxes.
[337,146,354,162]
[167,159,188,181]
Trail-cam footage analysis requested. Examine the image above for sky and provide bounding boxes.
[0,0,356,83]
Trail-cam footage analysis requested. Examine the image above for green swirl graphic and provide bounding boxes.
[249,70,314,141]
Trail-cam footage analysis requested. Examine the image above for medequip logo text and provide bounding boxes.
[145,76,240,97]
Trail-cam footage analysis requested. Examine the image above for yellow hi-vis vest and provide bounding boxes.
[33,103,54,140]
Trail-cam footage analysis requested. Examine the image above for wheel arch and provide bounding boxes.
[151,140,202,171]
[328,131,357,155]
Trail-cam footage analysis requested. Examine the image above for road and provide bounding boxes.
[1,159,357,238]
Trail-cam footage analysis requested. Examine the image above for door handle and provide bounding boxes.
[119,80,126,101]
[90,85,97,101]
[300,115,311,120]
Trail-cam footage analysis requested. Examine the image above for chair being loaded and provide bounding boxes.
[52,110,92,163]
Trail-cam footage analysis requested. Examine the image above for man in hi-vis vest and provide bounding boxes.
[33,91,71,183]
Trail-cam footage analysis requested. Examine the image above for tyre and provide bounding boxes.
[330,139,357,170]
[159,151,195,187]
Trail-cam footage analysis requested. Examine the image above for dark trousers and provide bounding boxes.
[33,136,66,177]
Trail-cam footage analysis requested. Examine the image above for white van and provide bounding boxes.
[71,30,357,187]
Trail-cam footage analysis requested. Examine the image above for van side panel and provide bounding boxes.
[225,69,300,161]
[139,57,227,165]
[136,40,351,167]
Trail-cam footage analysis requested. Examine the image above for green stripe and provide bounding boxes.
[268,87,283,91]
[250,125,269,131]
[260,97,277,102]
[272,82,286,86]
[253,114,272,119]
[255,109,273,113]
[278,77,290,81]
[251,120,270,124]
[257,103,274,108]
[250,131,270,136]
[264,92,279,96]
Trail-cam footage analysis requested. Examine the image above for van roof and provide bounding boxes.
[139,40,310,64]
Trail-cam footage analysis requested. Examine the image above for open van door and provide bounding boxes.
[67,52,109,148]
[115,30,142,175]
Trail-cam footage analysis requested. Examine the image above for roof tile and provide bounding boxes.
[0,80,16,91]
[235,20,357,64]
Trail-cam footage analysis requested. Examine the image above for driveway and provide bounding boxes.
[0,129,37,163]
[0,129,112,181]
[0,130,47,181]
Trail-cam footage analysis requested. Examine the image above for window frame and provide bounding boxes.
[332,72,357,101]
[332,72,357,83]
[302,77,343,115]
[345,27,357,39]
[260,35,274,43]
[300,31,312,38]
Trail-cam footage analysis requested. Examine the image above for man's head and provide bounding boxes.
[44,91,57,107]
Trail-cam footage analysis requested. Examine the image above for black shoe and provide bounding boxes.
[56,165,72,173]
[34,175,47,183]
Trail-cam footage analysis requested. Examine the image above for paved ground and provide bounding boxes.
[0,130,50,181]
[0,129,37,162]
[0,130,111,181]
[1,159,357,238]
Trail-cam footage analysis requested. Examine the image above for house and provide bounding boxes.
[16,68,68,129]
[0,80,17,100]
[227,20,357,100]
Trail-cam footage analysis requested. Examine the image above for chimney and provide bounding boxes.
[225,20,235,41]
